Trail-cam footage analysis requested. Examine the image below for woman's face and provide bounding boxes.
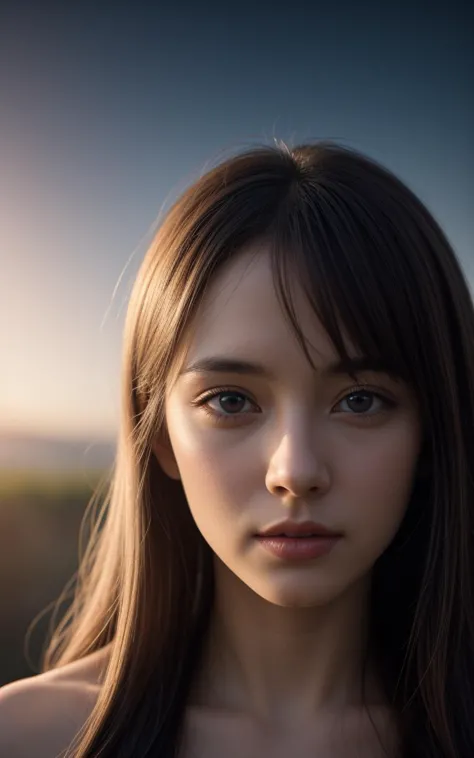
[153,244,422,608]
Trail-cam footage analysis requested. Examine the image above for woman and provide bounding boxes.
[1,141,473,757]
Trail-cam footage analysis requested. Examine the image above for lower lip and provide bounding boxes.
[255,535,341,561]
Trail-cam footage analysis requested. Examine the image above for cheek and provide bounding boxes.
[340,420,421,549]
[165,408,249,540]
[167,400,421,568]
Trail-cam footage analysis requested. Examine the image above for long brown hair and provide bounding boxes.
[35,141,474,756]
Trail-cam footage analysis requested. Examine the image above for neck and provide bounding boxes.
[191,557,385,729]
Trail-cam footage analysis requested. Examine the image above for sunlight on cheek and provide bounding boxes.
[168,394,421,565]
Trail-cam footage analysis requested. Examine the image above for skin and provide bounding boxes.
[153,242,422,749]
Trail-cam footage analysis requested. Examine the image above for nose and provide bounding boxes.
[265,429,331,500]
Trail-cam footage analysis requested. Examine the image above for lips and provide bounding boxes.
[255,533,341,560]
[257,519,341,539]
[274,533,321,538]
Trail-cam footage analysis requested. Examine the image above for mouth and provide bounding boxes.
[268,533,331,538]
[254,533,341,560]
[256,520,342,539]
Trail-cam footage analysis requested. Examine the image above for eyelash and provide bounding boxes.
[191,385,397,426]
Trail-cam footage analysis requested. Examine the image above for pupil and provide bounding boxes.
[349,393,371,412]
[221,393,244,413]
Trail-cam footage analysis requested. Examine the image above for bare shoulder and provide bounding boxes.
[0,644,112,758]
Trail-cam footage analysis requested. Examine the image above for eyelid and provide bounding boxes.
[191,384,256,406]
[191,382,397,409]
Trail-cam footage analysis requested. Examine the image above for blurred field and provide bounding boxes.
[0,468,106,499]
[0,469,109,686]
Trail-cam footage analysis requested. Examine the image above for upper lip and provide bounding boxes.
[256,519,342,538]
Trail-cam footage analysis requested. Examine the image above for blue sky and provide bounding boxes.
[1,1,472,441]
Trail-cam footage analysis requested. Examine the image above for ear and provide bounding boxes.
[151,426,181,481]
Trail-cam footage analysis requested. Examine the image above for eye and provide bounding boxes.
[192,388,257,425]
[191,385,397,426]
[337,390,392,415]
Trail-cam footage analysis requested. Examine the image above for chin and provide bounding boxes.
[255,582,339,609]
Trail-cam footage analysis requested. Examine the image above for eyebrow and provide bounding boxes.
[179,355,397,380]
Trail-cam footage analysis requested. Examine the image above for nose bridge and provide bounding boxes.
[265,409,331,496]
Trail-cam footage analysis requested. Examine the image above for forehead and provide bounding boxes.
[182,245,348,372]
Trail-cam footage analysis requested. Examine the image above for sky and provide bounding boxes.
[1,1,473,442]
